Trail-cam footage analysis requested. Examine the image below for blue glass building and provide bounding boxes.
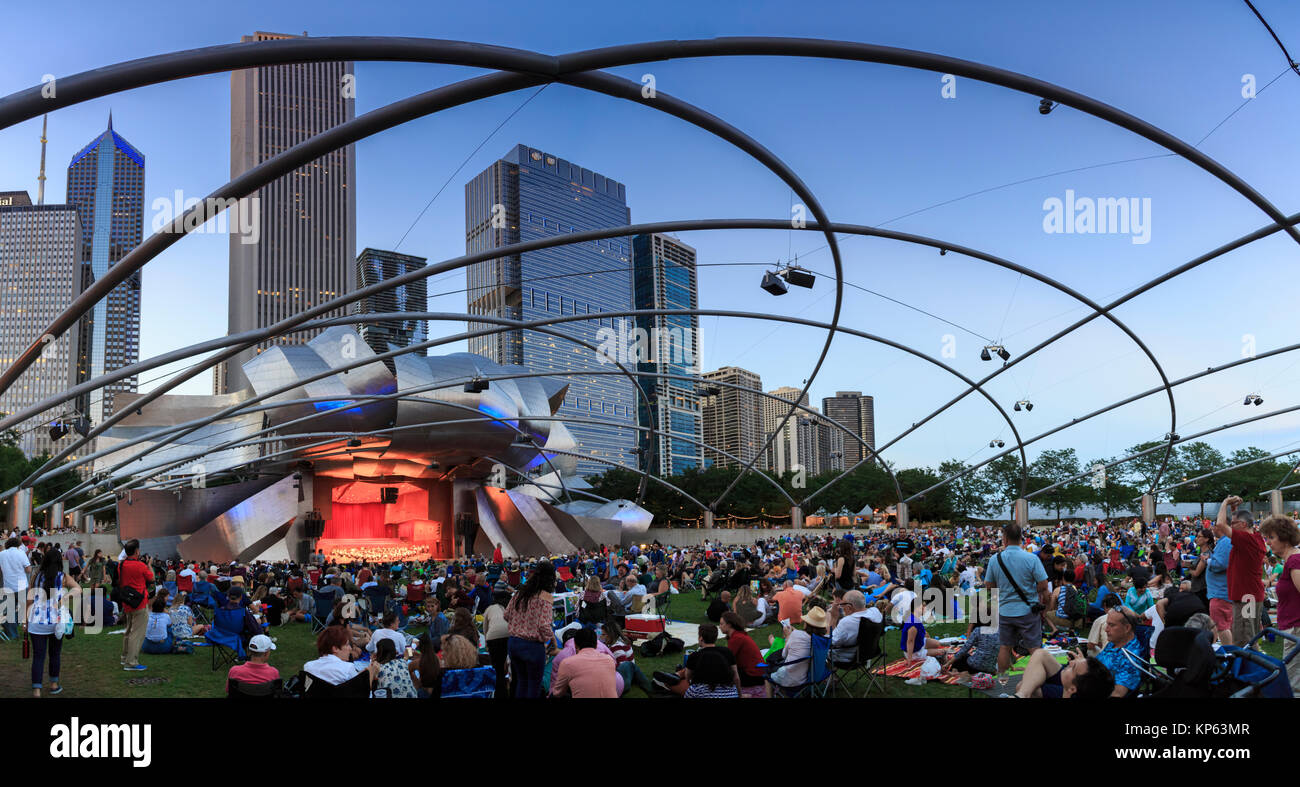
[354,247,428,372]
[66,114,144,425]
[465,144,636,476]
[632,233,703,476]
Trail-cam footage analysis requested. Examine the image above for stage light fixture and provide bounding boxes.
[781,266,816,288]
[980,346,991,361]
[73,417,91,437]
[1014,400,1033,412]
[1039,99,1055,114]
[989,439,1005,448]
[760,270,788,296]
[981,344,1010,362]
[427,460,440,470]
[1245,394,1263,406]
[463,377,489,393]
[48,422,67,441]
[346,436,362,448]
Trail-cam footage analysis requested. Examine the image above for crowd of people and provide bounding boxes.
[1,493,1296,699]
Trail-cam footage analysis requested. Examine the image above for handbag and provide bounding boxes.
[996,553,1044,614]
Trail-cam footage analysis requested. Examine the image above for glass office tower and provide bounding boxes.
[465,144,636,477]
[632,233,702,477]
[353,247,428,372]
[66,115,144,426]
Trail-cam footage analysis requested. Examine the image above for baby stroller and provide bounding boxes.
[1141,626,1298,698]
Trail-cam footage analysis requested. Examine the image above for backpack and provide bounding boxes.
[640,632,684,657]
[1064,584,1086,619]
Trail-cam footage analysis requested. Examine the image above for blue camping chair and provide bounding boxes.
[310,589,334,633]
[441,666,496,698]
[189,582,217,624]
[206,606,248,671]
[766,633,834,698]
[162,581,178,598]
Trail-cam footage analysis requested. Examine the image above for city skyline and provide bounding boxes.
[2,1,1298,476]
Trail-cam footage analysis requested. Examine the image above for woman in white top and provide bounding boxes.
[28,548,78,697]
[304,625,377,687]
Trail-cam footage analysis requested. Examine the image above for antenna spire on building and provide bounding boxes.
[107,109,113,130]
[37,114,48,205]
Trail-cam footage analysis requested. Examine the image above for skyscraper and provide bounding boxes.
[465,144,635,476]
[632,233,701,477]
[223,31,357,394]
[701,366,763,469]
[353,247,428,371]
[0,191,83,459]
[66,115,144,426]
[764,386,815,476]
[822,390,875,466]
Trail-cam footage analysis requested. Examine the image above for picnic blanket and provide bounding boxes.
[871,648,965,685]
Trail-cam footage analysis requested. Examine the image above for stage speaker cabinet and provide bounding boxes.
[304,511,326,540]
[381,486,399,505]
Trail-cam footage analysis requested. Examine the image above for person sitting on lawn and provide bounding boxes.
[304,625,376,686]
[142,594,192,654]
[941,619,999,685]
[766,605,829,695]
[719,611,768,698]
[168,592,209,641]
[1012,650,1116,698]
[226,634,280,694]
[651,622,739,698]
[550,627,621,698]
[899,592,946,667]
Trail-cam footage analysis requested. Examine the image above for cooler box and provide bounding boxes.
[625,614,666,637]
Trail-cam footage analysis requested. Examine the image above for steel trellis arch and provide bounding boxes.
[2,36,1292,517]
[3,65,850,514]
[22,307,1026,513]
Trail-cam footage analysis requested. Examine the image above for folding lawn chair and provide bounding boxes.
[831,617,887,697]
[766,633,833,698]
[206,606,248,671]
[310,589,334,633]
[441,666,496,698]
[228,677,284,699]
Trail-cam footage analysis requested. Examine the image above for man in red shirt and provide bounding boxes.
[720,612,767,698]
[118,539,155,671]
[1216,495,1266,648]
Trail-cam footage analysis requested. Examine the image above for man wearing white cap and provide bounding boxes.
[226,634,279,694]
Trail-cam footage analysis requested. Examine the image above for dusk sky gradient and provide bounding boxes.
[1,0,1298,476]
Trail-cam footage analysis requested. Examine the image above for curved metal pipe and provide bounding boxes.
[907,332,1300,504]
[2,35,1290,245]
[1027,402,1300,500]
[0,67,850,517]
[2,37,1292,511]
[22,308,1011,510]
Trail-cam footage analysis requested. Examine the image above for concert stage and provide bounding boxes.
[102,329,653,563]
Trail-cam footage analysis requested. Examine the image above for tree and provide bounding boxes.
[1170,442,1226,518]
[1122,440,1177,499]
[938,459,996,520]
[981,453,1025,514]
[1083,457,1141,519]
[1030,448,1085,521]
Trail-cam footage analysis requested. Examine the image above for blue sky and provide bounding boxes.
[1,0,1298,475]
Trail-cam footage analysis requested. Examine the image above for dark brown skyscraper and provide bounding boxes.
[222,31,356,394]
[821,391,875,467]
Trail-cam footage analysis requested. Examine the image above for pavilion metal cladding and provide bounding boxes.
[0,192,81,459]
[223,31,357,395]
[632,233,703,477]
[465,144,637,477]
[66,117,144,427]
[353,247,429,370]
